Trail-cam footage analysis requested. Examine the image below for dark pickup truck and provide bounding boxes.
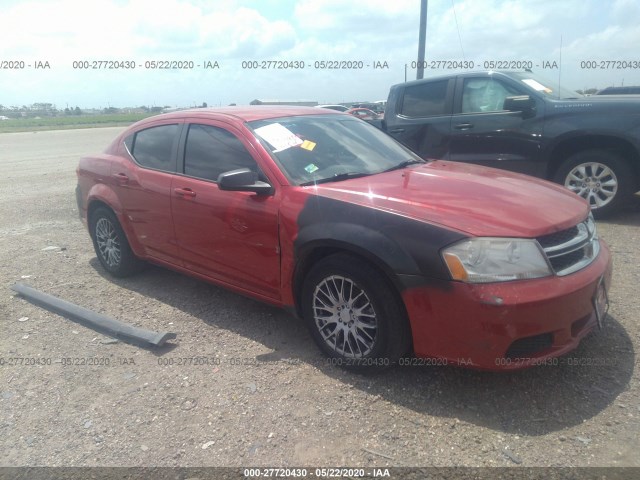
[378,70,640,217]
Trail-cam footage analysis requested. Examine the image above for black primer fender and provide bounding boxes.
[294,195,467,289]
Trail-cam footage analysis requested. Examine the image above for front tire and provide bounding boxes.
[301,253,411,369]
[554,150,634,218]
[89,207,143,277]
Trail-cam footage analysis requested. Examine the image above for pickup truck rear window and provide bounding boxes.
[400,80,448,118]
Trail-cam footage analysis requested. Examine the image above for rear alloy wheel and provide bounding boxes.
[302,254,411,369]
[89,207,143,277]
[554,150,634,218]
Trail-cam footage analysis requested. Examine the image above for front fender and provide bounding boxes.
[293,195,467,287]
[296,222,422,283]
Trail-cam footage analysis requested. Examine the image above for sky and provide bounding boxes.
[1,0,640,109]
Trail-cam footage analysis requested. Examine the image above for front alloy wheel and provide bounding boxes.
[563,162,618,209]
[554,150,634,218]
[312,275,378,358]
[302,253,411,369]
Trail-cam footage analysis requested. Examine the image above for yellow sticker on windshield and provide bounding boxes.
[300,140,316,151]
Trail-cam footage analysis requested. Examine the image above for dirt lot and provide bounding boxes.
[1,128,639,472]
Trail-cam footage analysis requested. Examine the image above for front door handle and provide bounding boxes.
[173,187,196,198]
[454,123,474,130]
[389,128,405,134]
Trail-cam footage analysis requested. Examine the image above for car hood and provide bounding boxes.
[549,95,640,114]
[309,161,589,238]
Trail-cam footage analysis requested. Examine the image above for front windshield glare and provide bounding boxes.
[249,115,422,185]
[511,72,583,99]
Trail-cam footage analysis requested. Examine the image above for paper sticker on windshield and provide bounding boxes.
[254,123,303,152]
[300,140,316,151]
[305,163,319,173]
[522,79,553,94]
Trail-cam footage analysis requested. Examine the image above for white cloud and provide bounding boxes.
[612,0,640,26]
[0,0,297,60]
[1,0,639,107]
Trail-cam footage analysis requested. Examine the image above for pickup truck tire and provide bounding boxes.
[554,150,633,218]
[89,207,144,277]
[302,253,411,370]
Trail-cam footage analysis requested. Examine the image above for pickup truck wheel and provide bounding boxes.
[89,207,143,277]
[554,150,633,218]
[302,253,411,370]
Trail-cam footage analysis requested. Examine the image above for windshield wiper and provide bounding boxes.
[300,172,371,186]
[382,158,425,173]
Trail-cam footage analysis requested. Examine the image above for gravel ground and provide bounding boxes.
[0,128,639,472]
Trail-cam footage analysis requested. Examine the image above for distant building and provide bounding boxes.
[250,99,318,107]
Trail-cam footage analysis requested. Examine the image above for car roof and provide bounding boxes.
[391,70,520,89]
[139,106,340,124]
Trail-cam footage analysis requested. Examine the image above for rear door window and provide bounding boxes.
[400,79,450,117]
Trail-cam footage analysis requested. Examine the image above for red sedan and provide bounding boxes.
[345,107,382,120]
[76,107,612,370]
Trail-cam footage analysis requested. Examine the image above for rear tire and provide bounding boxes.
[89,207,143,277]
[301,253,411,370]
[553,150,634,218]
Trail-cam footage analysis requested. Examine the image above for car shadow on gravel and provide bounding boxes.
[600,193,640,227]
[334,314,635,436]
[90,259,635,437]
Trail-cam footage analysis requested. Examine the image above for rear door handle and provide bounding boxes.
[173,187,196,198]
[454,123,474,130]
[112,173,129,185]
[389,128,405,134]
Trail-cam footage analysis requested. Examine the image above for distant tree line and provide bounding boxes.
[0,103,173,119]
[576,88,599,95]
[0,103,81,119]
[1,101,215,119]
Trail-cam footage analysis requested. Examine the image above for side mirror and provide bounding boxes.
[503,95,536,118]
[218,168,274,195]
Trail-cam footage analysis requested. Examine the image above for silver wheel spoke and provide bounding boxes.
[356,325,375,343]
[321,326,339,342]
[568,172,584,183]
[332,277,344,303]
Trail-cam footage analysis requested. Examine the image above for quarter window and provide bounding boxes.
[400,80,449,117]
[130,124,179,171]
[184,124,258,182]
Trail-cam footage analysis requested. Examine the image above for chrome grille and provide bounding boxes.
[537,226,579,249]
[537,215,599,276]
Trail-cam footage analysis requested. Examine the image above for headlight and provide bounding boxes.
[442,238,552,283]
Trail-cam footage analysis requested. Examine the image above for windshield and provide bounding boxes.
[248,114,423,186]
[509,72,583,100]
